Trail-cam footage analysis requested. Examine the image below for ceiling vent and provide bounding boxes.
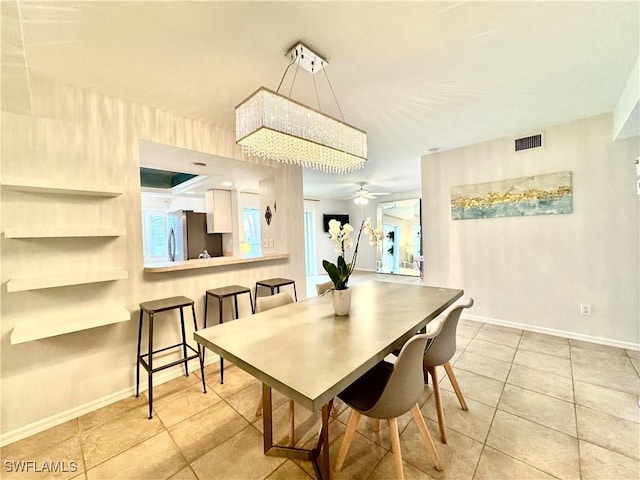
[515,133,544,152]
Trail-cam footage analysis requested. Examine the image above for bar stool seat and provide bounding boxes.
[254,277,298,302]
[136,295,206,419]
[204,285,254,384]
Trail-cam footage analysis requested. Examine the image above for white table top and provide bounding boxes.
[195,281,463,411]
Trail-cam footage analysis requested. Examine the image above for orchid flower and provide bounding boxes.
[322,217,382,291]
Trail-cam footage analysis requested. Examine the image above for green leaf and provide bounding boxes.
[337,255,348,273]
[322,260,342,286]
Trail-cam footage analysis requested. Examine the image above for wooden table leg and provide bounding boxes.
[319,402,331,479]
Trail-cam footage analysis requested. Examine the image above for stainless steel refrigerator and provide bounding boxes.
[167,210,222,261]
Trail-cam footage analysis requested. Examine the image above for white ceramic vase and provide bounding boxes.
[332,287,352,316]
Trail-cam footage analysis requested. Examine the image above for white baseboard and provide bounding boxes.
[463,313,640,352]
[0,356,217,447]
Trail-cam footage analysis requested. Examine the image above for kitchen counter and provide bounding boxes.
[143,252,289,273]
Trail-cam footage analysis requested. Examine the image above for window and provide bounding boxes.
[242,207,262,257]
[304,211,316,275]
[142,209,168,262]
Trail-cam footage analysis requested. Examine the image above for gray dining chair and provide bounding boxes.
[335,321,445,479]
[253,292,296,445]
[316,281,334,296]
[424,296,474,444]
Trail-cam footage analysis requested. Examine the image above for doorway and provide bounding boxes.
[376,198,421,277]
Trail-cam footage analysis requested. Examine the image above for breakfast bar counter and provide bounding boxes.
[143,252,289,273]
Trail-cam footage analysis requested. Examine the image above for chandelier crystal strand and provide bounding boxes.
[236,88,366,174]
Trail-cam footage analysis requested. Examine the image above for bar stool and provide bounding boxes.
[254,278,298,302]
[136,296,206,419]
[204,285,254,384]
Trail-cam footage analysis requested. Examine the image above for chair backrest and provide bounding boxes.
[316,281,333,296]
[423,297,474,367]
[366,320,444,419]
[255,292,294,313]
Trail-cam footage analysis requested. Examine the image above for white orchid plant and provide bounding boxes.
[322,218,381,291]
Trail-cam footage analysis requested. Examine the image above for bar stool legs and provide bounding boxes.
[204,286,254,385]
[136,309,143,398]
[136,296,206,419]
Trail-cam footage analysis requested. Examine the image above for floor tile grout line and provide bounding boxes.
[154,405,196,480]
[502,379,576,406]
[77,417,88,480]
[469,330,519,480]
[569,338,585,480]
[80,415,165,475]
[483,334,581,480]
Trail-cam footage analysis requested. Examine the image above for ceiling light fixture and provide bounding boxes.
[353,196,369,205]
[235,42,367,174]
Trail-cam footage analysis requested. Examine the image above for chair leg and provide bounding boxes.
[335,410,361,471]
[443,361,468,411]
[410,404,443,472]
[179,307,189,376]
[387,417,404,480]
[429,366,447,444]
[192,304,206,394]
[373,419,380,432]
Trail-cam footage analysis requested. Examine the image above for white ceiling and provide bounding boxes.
[14,1,639,199]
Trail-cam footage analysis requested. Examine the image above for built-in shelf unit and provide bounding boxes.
[1,166,129,344]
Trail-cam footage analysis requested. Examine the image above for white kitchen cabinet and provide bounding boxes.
[205,189,233,233]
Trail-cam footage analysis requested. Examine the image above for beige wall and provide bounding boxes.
[0,75,305,442]
[422,114,639,347]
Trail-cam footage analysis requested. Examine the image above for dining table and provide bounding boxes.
[194,280,463,479]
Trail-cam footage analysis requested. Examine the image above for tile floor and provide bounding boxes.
[2,273,639,480]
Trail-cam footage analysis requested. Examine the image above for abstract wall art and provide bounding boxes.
[451,171,573,220]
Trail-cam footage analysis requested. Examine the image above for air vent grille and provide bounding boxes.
[515,133,543,152]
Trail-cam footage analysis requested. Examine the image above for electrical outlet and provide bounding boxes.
[580,303,591,316]
[262,238,268,248]
[268,238,274,248]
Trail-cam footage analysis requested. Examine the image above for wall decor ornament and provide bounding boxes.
[451,171,573,220]
[265,205,272,225]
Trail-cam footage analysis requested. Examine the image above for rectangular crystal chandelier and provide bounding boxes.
[235,44,367,174]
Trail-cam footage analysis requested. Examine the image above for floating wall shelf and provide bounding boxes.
[7,268,129,292]
[10,307,131,345]
[1,177,123,197]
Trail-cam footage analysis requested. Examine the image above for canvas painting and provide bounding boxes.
[451,171,573,220]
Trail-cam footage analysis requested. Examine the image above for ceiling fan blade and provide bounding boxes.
[370,192,390,196]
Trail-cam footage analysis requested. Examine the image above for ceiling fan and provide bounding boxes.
[346,183,389,204]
